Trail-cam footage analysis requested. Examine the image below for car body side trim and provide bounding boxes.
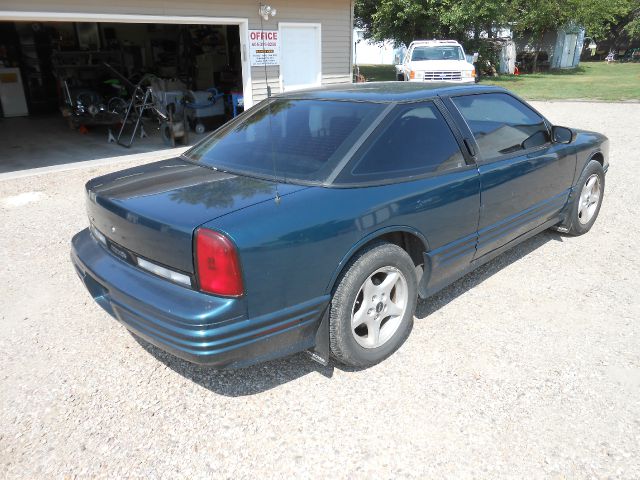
[476,189,569,253]
[421,215,562,298]
[428,231,478,265]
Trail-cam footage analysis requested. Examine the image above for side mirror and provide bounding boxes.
[472,52,479,63]
[552,125,575,144]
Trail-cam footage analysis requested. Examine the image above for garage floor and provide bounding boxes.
[1,102,639,478]
[0,114,206,174]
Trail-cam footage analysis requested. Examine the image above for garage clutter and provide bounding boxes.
[0,21,245,147]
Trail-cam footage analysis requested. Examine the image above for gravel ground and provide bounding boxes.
[1,101,639,479]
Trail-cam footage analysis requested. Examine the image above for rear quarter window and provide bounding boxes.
[335,102,466,184]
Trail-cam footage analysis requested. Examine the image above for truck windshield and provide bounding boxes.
[185,99,384,184]
[411,46,464,61]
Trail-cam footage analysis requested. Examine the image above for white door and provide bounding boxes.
[280,23,321,92]
[561,34,578,68]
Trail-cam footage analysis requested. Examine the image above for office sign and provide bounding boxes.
[249,30,280,66]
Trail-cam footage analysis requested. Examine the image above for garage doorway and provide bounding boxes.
[0,12,252,175]
[279,23,321,92]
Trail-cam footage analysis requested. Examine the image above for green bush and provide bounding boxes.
[463,39,502,76]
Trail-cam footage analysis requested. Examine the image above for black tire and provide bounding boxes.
[396,73,405,81]
[107,97,128,117]
[329,242,417,368]
[565,159,605,235]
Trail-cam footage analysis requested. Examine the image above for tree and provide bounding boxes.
[628,9,640,39]
[512,0,640,65]
[440,0,511,40]
[576,0,631,42]
[355,0,451,47]
[353,0,377,32]
[354,0,512,75]
[355,0,513,45]
[580,0,640,51]
[354,0,640,71]
[510,0,574,71]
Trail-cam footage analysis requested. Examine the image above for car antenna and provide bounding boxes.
[259,5,281,204]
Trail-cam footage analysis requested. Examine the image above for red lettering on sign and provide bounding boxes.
[249,31,278,41]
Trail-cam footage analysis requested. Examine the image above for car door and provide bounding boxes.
[445,92,576,259]
[334,99,481,296]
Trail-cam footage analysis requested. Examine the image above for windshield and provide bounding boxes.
[186,99,385,183]
[411,46,465,61]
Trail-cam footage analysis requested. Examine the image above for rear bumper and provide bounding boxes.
[71,228,328,368]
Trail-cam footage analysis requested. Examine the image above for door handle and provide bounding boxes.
[463,138,476,157]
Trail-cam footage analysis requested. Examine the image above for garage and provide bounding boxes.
[0,2,353,175]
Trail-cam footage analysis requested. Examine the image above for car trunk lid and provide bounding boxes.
[86,157,304,274]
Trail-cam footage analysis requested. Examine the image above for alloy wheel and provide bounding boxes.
[578,174,601,225]
[351,266,408,349]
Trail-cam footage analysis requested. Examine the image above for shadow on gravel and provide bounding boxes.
[135,230,564,396]
[133,335,338,396]
[415,229,564,319]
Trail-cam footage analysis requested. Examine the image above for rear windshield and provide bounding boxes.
[411,46,464,61]
[186,99,385,183]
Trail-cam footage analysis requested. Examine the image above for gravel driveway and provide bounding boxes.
[1,101,639,479]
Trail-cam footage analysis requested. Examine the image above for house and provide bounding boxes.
[0,1,354,172]
[0,1,354,110]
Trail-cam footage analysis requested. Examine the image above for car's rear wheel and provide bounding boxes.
[565,159,605,235]
[329,242,417,368]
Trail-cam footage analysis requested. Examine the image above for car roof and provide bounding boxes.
[275,82,508,103]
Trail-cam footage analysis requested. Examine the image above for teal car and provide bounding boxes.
[71,83,609,368]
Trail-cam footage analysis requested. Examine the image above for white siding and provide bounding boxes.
[0,0,353,103]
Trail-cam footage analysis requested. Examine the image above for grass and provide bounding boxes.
[357,62,640,101]
[356,64,398,82]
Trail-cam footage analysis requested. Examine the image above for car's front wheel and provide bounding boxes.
[565,159,605,235]
[329,242,417,368]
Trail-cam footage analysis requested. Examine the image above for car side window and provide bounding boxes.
[336,102,466,184]
[451,93,550,160]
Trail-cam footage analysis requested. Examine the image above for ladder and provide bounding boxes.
[114,78,167,148]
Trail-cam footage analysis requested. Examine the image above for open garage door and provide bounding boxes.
[0,12,251,175]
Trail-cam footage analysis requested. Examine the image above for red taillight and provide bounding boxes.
[195,228,243,297]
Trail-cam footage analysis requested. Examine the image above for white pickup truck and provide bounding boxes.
[395,40,476,83]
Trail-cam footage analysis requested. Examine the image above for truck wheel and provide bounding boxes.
[329,242,417,368]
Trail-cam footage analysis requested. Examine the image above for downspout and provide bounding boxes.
[350,0,354,83]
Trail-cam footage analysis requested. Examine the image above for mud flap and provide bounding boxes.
[306,306,330,366]
[551,186,576,233]
[417,252,432,299]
